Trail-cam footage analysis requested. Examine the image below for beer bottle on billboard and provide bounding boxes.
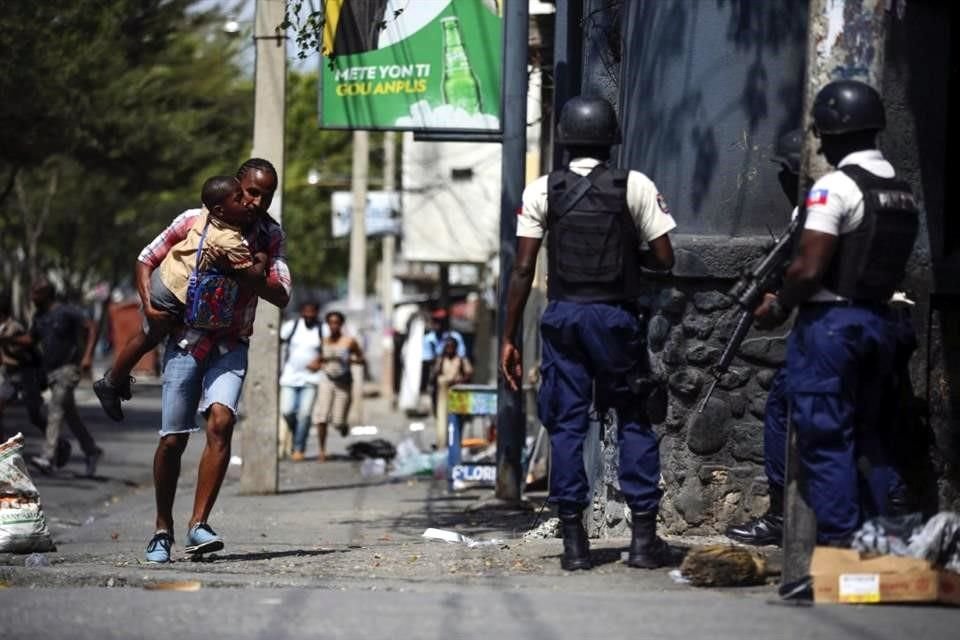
[440,16,482,114]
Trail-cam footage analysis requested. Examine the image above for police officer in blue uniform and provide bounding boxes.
[725,129,803,546]
[753,80,919,544]
[500,96,678,570]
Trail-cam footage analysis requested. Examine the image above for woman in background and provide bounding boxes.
[311,311,364,462]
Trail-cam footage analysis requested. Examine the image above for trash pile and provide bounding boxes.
[852,512,960,572]
[0,433,56,553]
[346,438,397,462]
[422,527,503,548]
[522,517,560,540]
[389,437,447,479]
[347,437,447,479]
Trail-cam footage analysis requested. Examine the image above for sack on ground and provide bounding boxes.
[0,433,56,553]
[680,544,767,587]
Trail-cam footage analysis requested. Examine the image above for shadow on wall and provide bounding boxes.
[887,2,957,509]
[581,0,623,104]
[616,0,807,234]
[942,308,960,510]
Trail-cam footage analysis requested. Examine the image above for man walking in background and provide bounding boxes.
[26,280,102,477]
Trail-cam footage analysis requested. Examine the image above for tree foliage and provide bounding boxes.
[283,1,328,61]
[0,0,388,312]
[283,72,352,290]
[283,71,391,295]
[0,1,253,307]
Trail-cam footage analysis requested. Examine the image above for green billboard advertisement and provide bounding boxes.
[319,0,503,131]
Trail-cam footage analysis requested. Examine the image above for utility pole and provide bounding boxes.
[495,1,529,502]
[347,130,369,426]
[241,0,286,495]
[381,131,397,402]
[349,131,369,311]
[783,0,889,585]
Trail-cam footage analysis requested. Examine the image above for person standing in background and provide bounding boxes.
[279,302,324,461]
[422,309,466,439]
[0,293,46,442]
[312,311,364,462]
[431,336,473,449]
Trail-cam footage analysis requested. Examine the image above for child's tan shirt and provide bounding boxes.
[158,211,253,303]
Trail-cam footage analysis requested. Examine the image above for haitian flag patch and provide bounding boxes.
[656,193,670,214]
[806,189,829,207]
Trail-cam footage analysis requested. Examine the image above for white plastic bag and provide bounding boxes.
[0,433,55,553]
[390,437,446,478]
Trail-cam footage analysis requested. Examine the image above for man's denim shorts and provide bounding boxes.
[159,340,248,436]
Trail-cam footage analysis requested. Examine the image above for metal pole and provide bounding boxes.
[241,0,286,495]
[439,264,450,315]
[495,2,529,502]
[783,0,889,584]
[551,0,583,170]
[381,131,397,402]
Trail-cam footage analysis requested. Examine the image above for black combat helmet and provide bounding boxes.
[812,80,885,135]
[556,96,621,146]
[770,128,803,175]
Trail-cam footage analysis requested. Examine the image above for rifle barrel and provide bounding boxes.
[695,309,753,414]
[696,377,719,414]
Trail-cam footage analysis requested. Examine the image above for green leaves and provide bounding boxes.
[285,1,327,60]
[0,1,253,297]
[283,72,351,289]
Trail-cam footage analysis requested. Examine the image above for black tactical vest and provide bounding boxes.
[545,164,643,302]
[822,165,919,301]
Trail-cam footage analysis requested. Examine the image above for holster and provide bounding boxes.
[628,371,668,424]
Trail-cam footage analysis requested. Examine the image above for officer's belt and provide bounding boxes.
[800,300,890,310]
[594,299,640,314]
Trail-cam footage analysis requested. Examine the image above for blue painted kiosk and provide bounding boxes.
[446,383,497,490]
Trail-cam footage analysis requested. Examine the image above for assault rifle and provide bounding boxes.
[696,217,799,413]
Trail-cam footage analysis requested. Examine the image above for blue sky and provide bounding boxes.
[194,0,318,72]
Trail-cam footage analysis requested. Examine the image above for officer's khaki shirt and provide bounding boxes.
[517,157,677,243]
[803,149,896,301]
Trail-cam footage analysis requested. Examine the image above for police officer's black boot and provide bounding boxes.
[558,510,592,571]
[724,486,784,547]
[625,510,679,568]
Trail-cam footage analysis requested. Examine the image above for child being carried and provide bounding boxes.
[93,176,267,421]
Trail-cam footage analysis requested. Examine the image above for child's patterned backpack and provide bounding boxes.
[184,218,239,330]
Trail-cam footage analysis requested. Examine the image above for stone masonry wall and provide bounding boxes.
[589,276,792,538]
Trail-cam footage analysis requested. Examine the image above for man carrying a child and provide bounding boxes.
[97,158,291,563]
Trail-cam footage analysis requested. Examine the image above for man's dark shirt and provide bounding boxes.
[31,304,88,372]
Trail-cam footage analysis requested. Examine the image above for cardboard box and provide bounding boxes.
[810,546,960,605]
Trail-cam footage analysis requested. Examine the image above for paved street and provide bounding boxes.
[1,381,957,639]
